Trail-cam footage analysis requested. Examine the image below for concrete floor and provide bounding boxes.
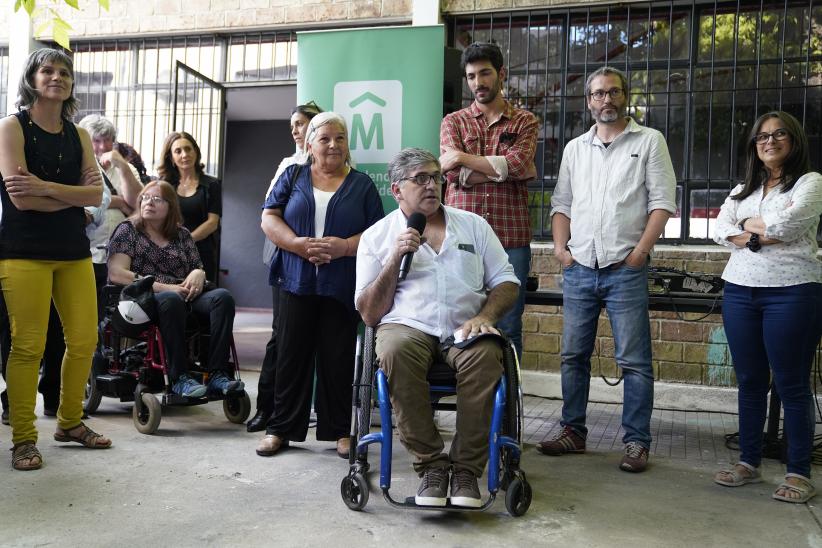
[1,311,821,547]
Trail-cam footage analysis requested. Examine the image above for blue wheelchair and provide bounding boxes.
[340,326,532,516]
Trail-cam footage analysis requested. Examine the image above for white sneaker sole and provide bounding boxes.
[414,495,446,507]
[450,496,482,508]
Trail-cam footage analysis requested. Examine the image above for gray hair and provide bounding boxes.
[584,66,629,97]
[78,114,117,141]
[16,48,79,119]
[388,148,440,184]
[304,111,351,165]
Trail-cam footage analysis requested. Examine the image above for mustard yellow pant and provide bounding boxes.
[0,258,98,445]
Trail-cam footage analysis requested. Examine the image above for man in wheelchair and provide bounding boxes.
[355,148,519,508]
[107,181,243,399]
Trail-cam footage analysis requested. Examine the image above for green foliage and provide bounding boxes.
[698,7,822,63]
[14,0,109,51]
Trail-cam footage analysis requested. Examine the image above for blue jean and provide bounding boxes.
[722,282,821,478]
[497,245,531,360]
[560,261,653,448]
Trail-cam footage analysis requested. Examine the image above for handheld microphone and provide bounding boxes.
[398,212,426,282]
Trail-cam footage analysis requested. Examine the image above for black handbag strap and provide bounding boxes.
[101,169,117,195]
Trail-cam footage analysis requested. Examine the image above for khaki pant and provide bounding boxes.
[375,323,503,477]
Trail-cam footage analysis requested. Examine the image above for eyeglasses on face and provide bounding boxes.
[141,194,168,204]
[401,173,443,186]
[753,128,790,144]
[589,88,624,101]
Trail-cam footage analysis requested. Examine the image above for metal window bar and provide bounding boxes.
[0,47,8,116]
[804,0,813,125]
[728,0,740,182]
[53,31,298,177]
[701,1,718,241]
[446,0,822,244]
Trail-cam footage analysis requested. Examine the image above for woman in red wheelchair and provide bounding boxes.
[107,181,242,398]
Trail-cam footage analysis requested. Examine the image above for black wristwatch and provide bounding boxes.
[746,233,761,252]
[738,218,749,232]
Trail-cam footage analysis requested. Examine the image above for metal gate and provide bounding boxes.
[172,61,227,283]
[172,61,226,180]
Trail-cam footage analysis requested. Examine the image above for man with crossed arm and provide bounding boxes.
[440,41,538,361]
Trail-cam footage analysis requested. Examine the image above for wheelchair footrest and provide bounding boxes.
[96,374,137,401]
[161,392,209,406]
[383,492,496,513]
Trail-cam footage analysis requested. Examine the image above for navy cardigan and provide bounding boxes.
[263,163,384,311]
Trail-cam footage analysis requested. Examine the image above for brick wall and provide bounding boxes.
[523,245,737,387]
[30,0,413,39]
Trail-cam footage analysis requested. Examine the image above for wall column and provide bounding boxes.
[412,0,441,26]
[7,7,39,114]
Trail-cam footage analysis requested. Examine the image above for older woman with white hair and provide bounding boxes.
[257,112,384,458]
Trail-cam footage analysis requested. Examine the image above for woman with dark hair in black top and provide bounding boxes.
[157,131,222,282]
[0,48,112,471]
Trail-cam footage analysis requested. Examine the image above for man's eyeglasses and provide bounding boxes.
[753,128,790,144]
[141,195,167,204]
[401,173,442,186]
[589,88,624,102]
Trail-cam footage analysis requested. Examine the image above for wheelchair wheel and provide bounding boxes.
[83,351,106,415]
[504,475,532,517]
[223,392,251,424]
[502,341,522,443]
[133,392,162,434]
[356,331,377,442]
[340,472,369,511]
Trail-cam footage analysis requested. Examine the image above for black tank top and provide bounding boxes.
[0,110,89,260]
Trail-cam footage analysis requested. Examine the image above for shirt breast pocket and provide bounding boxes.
[457,246,484,291]
[611,153,643,201]
[497,132,518,155]
[464,135,481,156]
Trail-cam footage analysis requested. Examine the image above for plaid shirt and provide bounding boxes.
[441,101,538,248]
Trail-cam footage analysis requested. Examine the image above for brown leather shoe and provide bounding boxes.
[256,434,288,457]
[336,437,351,459]
[619,442,649,473]
[536,426,586,456]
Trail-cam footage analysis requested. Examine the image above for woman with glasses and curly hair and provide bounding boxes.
[713,111,822,503]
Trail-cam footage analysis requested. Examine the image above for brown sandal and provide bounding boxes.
[54,422,112,449]
[11,442,42,471]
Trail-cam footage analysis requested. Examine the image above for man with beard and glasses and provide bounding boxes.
[536,66,676,474]
[439,41,538,361]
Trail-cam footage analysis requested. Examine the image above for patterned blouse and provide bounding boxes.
[713,172,822,287]
[107,220,203,284]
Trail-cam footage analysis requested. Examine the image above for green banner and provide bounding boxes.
[297,26,445,212]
